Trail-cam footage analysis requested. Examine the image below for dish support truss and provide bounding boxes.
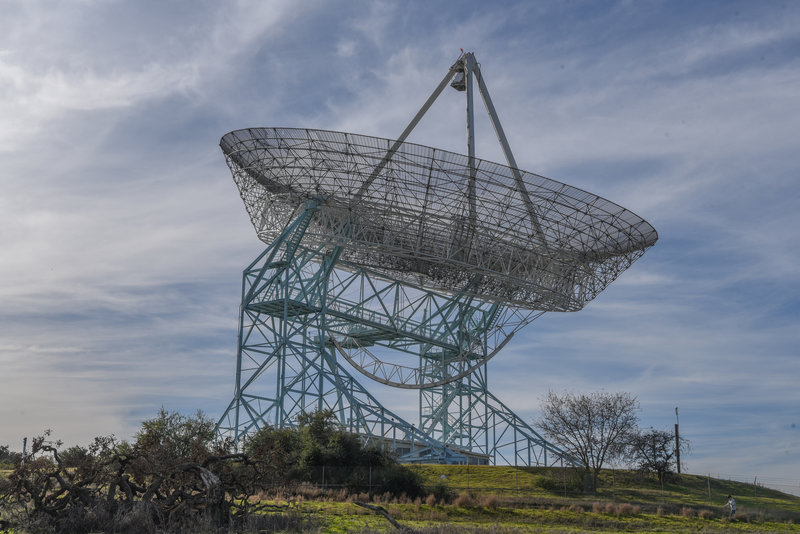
[215,199,573,466]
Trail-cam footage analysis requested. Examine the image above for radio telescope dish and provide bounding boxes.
[221,128,657,313]
[216,52,657,464]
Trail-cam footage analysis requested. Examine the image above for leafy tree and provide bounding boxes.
[296,410,379,475]
[294,410,422,496]
[245,410,424,497]
[59,445,90,467]
[536,390,639,493]
[243,425,302,486]
[0,444,22,467]
[134,407,216,465]
[627,427,690,482]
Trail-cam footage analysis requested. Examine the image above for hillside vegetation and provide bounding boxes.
[265,465,800,533]
[2,463,799,532]
[3,410,798,533]
[415,464,799,512]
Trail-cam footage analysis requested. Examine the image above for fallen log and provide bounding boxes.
[354,501,410,531]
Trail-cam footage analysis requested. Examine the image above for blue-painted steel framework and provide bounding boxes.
[215,52,657,466]
[215,198,569,464]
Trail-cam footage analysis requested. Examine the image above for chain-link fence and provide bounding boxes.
[705,472,800,498]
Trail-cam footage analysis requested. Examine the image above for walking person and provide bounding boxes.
[724,495,736,519]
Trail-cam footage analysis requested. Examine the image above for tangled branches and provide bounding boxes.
[1,432,258,533]
[0,409,419,533]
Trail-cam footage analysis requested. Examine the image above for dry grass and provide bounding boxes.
[480,494,500,509]
[454,491,476,507]
[590,501,639,516]
[616,502,639,515]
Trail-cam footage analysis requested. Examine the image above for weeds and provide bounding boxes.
[454,491,476,507]
[480,494,500,509]
[698,508,714,519]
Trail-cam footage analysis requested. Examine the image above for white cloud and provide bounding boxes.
[336,39,357,58]
[0,0,302,152]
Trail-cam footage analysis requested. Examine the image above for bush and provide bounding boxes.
[539,468,583,495]
[616,503,636,516]
[0,445,21,469]
[2,410,385,534]
[427,480,452,504]
[680,506,694,518]
[480,495,500,509]
[698,509,714,519]
[60,445,90,467]
[244,410,423,499]
[454,491,476,507]
[733,511,748,522]
[374,463,425,499]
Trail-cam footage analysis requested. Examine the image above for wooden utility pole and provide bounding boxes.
[675,407,681,474]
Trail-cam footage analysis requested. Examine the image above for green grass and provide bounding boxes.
[413,464,799,508]
[263,498,800,533]
[3,465,799,532]
[415,464,556,495]
[246,466,800,532]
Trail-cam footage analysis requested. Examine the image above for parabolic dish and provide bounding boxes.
[221,127,657,311]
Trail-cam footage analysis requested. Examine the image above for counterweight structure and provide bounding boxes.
[215,52,657,464]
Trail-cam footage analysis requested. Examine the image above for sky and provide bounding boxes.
[1,0,799,495]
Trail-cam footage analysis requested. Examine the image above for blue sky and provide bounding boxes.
[1,0,798,494]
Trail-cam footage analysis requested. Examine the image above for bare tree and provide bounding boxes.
[536,390,639,493]
[627,427,690,482]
